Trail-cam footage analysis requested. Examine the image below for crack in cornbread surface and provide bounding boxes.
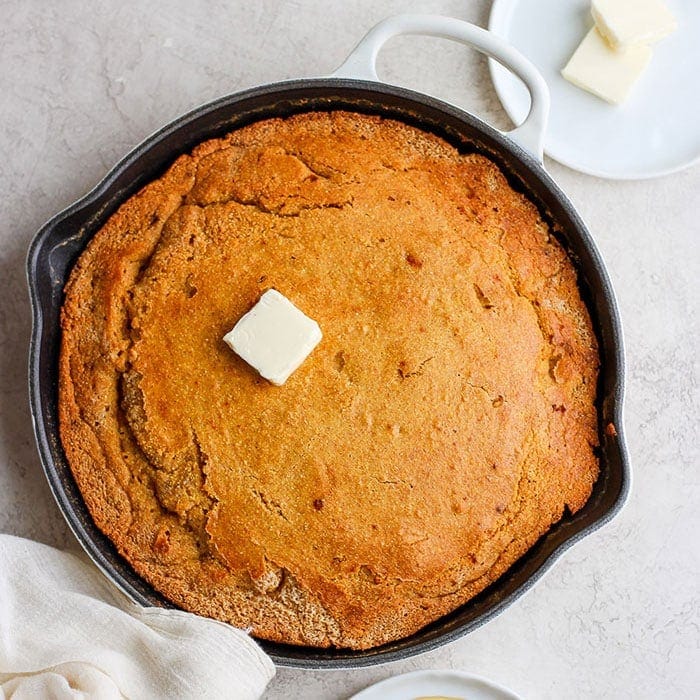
[59,111,600,650]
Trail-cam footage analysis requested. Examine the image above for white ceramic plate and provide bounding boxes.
[488,0,700,179]
[349,670,522,700]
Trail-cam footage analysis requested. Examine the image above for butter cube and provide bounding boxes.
[562,28,652,104]
[592,0,677,49]
[223,289,322,386]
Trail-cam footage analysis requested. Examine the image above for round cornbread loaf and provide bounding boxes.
[58,111,600,649]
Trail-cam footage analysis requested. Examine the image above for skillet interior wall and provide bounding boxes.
[30,82,627,666]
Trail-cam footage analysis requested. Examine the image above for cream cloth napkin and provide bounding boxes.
[0,535,275,699]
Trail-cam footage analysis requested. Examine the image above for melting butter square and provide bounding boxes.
[592,0,677,49]
[223,289,322,386]
[562,28,652,104]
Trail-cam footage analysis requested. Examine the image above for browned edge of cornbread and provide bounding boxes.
[58,111,600,649]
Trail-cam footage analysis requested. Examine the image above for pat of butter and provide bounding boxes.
[223,289,322,386]
[592,0,677,49]
[562,28,651,104]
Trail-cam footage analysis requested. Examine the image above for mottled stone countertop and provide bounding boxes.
[1,1,697,698]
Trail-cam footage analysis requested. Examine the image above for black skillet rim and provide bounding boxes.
[27,78,630,669]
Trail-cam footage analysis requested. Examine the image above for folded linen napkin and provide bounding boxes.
[0,535,275,699]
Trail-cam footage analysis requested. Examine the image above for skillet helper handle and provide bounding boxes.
[332,14,550,163]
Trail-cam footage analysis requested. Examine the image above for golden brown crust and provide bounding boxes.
[58,111,599,649]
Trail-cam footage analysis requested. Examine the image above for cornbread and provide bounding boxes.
[58,111,600,650]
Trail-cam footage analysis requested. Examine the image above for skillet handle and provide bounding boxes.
[332,14,549,163]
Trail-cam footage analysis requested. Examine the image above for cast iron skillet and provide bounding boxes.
[27,16,630,669]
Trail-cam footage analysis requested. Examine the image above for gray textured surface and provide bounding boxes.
[1,1,698,698]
